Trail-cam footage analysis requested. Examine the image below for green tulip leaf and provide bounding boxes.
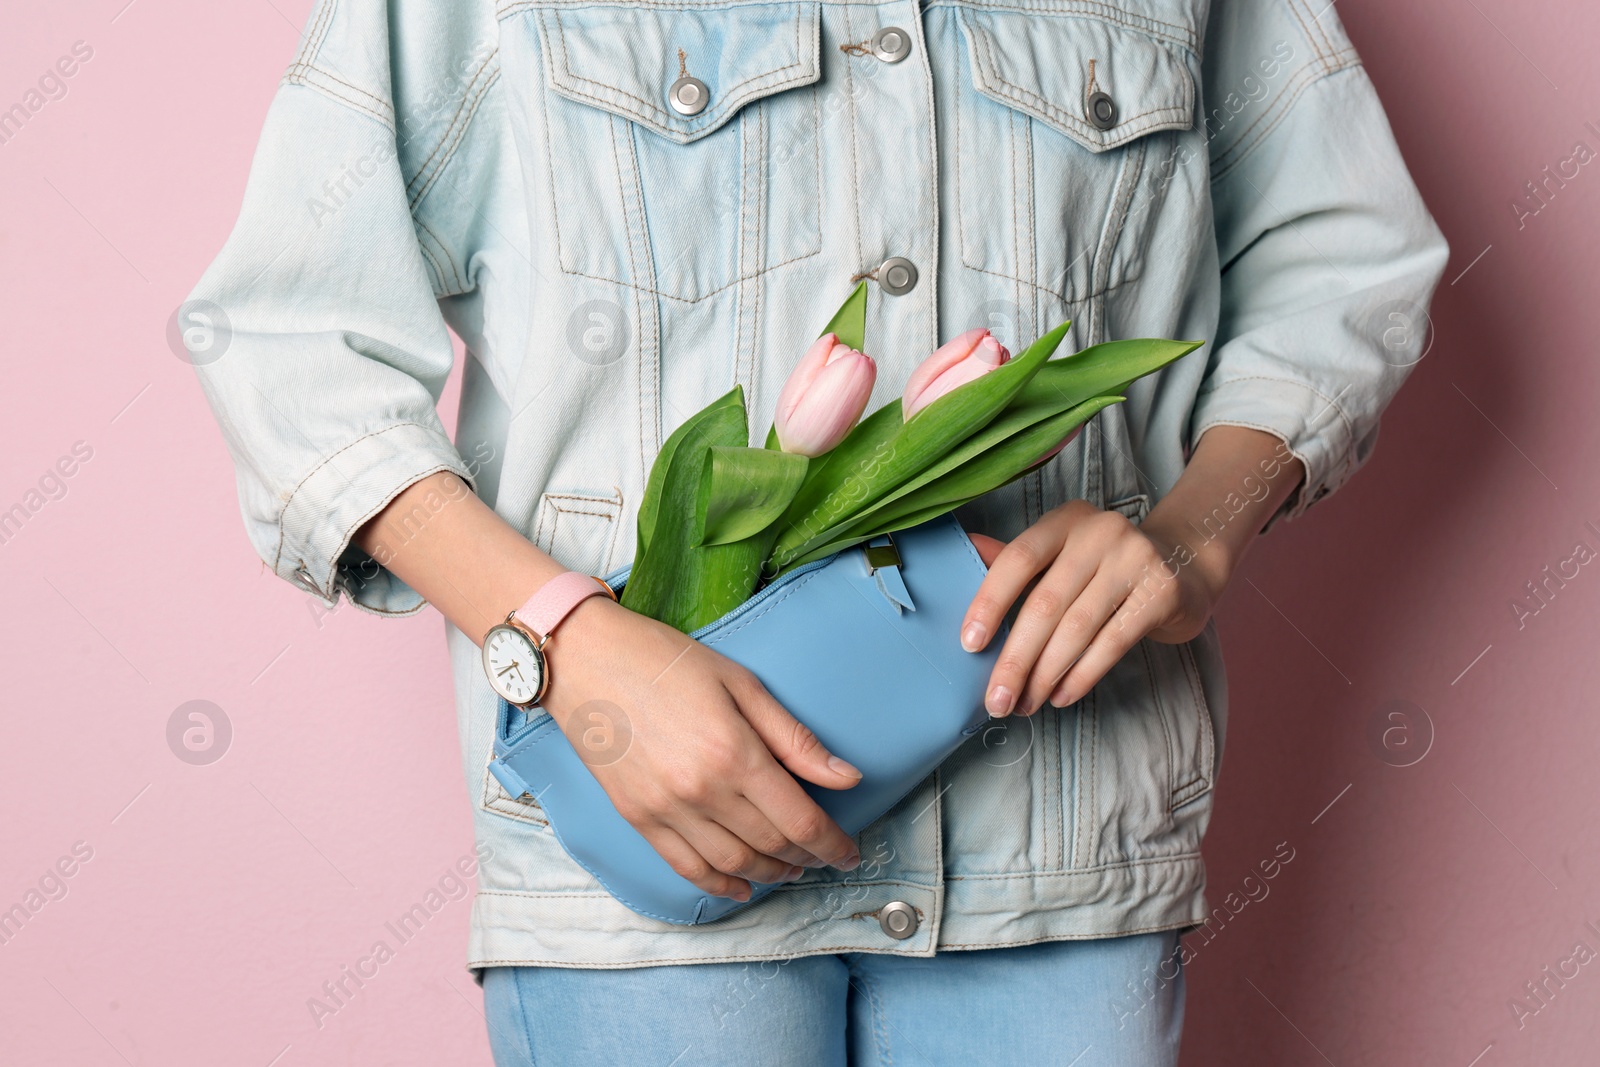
[623,386,767,631]
[781,395,1125,571]
[818,280,868,352]
[774,384,1094,565]
[1012,338,1203,414]
[696,446,810,547]
[635,386,746,555]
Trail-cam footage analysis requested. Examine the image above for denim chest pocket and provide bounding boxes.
[949,7,1197,303]
[524,2,823,303]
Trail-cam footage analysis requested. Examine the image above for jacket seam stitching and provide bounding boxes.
[268,422,443,578]
[1175,640,1213,798]
[291,62,395,125]
[475,878,940,902]
[965,13,1193,149]
[286,0,338,84]
[544,9,810,137]
[322,457,470,605]
[541,491,623,505]
[1095,137,1145,305]
[1210,61,1362,183]
[936,919,1195,949]
[283,72,395,131]
[614,115,658,471]
[1139,641,1179,809]
[1287,0,1329,75]
[550,248,822,304]
[494,0,1200,46]
[415,217,465,294]
[407,57,501,210]
[843,2,865,272]
[405,51,499,200]
[1208,60,1328,180]
[1196,373,1357,448]
[414,233,449,294]
[266,83,484,292]
[960,261,1138,304]
[546,508,615,520]
[935,1,1197,51]
[945,851,1203,881]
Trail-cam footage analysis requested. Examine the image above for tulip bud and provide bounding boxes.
[902,328,1010,420]
[774,333,878,457]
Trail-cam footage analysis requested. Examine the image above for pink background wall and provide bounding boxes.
[1,2,1595,1064]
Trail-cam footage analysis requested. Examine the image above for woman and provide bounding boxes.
[187,0,1445,1061]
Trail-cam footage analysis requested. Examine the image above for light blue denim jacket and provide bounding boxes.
[189,0,1446,969]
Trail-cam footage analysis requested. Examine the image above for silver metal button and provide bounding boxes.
[292,565,321,594]
[877,257,918,296]
[1086,90,1117,130]
[879,900,919,939]
[871,27,912,64]
[669,76,710,117]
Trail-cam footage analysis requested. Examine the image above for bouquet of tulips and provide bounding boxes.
[619,283,1200,633]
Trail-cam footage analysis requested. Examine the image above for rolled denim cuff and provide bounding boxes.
[1191,374,1360,531]
[272,421,474,616]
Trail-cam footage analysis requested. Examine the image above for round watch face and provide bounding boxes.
[483,624,547,706]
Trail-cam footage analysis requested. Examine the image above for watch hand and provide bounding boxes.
[496,663,519,677]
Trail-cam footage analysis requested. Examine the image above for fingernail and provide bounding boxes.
[828,755,863,779]
[785,865,806,881]
[839,852,861,871]
[986,685,1015,717]
[961,622,987,652]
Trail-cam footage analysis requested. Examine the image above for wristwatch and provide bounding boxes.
[482,571,617,707]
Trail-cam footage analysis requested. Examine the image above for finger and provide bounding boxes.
[983,546,1101,717]
[728,672,864,791]
[721,672,861,868]
[723,798,830,869]
[968,533,1006,567]
[741,761,861,869]
[678,816,807,885]
[1020,570,1137,714]
[1050,594,1159,708]
[960,518,1071,655]
[643,824,752,901]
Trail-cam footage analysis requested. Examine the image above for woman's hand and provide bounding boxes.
[542,597,864,901]
[963,504,1219,716]
[962,426,1306,717]
[354,471,863,904]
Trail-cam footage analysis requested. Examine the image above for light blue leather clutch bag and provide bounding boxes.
[487,514,1002,925]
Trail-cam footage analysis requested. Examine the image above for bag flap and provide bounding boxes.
[536,2,821,144]
[957,8,1196,152]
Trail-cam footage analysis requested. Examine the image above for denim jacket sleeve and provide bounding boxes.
[1195,1,1449,523]
[185,1,506,614]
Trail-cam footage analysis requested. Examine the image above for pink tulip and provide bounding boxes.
[774,333,877,457]
[902,328,1010,420]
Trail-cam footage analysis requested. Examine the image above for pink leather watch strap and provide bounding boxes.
[513,571,614,642]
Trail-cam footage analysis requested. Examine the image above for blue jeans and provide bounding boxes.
[482,932,1185,1066]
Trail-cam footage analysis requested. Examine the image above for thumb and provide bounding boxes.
[969,532,1006,567]
[729,673,863,790]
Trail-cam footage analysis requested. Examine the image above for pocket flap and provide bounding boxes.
[957,9,1195,152]
[536,3,821,144]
